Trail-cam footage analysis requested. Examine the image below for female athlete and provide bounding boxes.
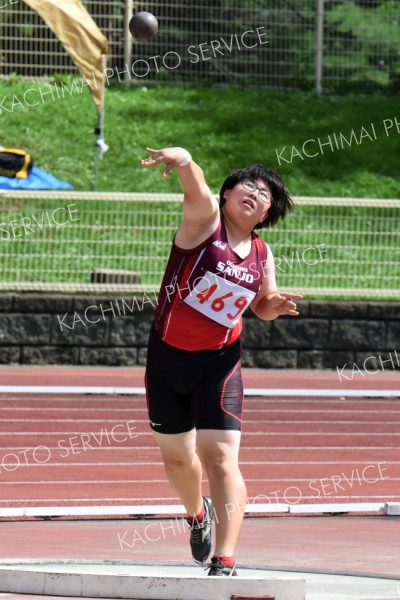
[141,146,302,576]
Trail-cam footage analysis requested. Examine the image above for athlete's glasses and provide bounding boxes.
[242,180,272,204]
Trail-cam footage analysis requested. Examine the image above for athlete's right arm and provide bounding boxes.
[141,147,219,247]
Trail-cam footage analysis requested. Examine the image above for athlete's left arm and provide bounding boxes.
[250,244,303,320]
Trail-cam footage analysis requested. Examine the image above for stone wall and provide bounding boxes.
[0,294,399,371]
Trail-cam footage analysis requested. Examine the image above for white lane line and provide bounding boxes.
[1,431,399,436]
[1,461,399,467]
[0,501,395,518]
[0,496,395,505]
[1,478,399,485]
[1,397,398,405]
[1,445,400,448]
[1,408,399,414]
[2,419,399,425]
[0,386,399,397]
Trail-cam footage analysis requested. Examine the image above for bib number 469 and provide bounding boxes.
[184,272,256,328]
[196,283,249,321]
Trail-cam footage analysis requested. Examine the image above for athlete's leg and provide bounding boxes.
[152,430,204,517]
[196,429,246,556]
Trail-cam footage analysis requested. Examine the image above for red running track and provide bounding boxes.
[0,368,399,509]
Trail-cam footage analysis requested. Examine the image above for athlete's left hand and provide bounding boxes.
[265,292,303,317]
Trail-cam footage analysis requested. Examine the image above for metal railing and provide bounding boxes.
[1,190,399,299]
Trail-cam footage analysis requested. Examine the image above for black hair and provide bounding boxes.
[219,164,294,230]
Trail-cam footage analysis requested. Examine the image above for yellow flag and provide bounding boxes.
[23,0,108,112]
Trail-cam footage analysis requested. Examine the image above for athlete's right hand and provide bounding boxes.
[141,147,189,178]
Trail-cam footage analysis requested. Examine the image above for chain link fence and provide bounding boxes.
[1,191,399,299]
[1,1,399,93]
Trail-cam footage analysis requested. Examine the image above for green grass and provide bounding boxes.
[0,78,399,197]
[0,79,399,298]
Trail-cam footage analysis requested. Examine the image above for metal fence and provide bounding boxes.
[1,190,399,299]
[1,1,399,93]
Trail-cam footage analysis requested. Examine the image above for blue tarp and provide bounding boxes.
[0,165,73,190]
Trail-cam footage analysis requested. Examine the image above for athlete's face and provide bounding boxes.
[223,179,271,225]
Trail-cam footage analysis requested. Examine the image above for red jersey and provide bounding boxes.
[154,213,267,351]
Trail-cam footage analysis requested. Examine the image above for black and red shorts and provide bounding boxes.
[145,325,243,434]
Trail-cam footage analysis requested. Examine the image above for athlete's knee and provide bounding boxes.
[202,454,240,479]
[163,453,198,473]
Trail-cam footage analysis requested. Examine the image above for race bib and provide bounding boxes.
[183,271,256,328]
